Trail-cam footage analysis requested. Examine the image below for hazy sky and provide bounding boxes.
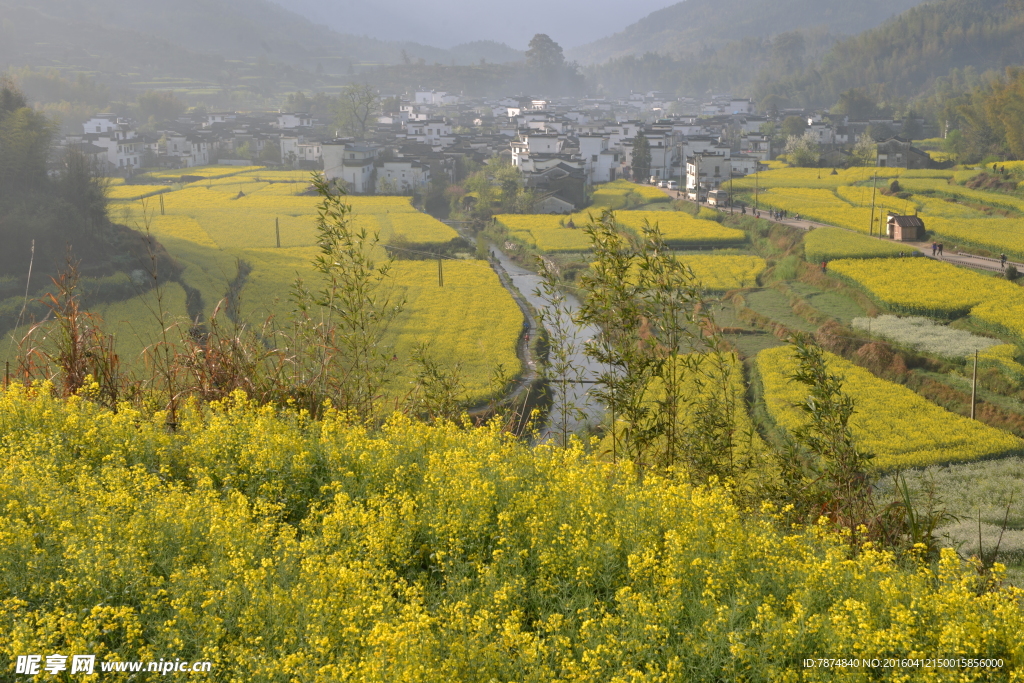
[271,0,676,49]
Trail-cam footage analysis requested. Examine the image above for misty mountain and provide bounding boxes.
[753,0,1024,108]
[0,0,526,92]
[778,0,1023,103]
[0,0,395,70]
[568,0,930,65]
[270,0,671,51]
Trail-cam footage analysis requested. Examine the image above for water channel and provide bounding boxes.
[487,245,607,442]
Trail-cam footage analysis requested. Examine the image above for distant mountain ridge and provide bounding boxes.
[754,0,1024,106]
[0,0,525,89]
[568,0,930,65]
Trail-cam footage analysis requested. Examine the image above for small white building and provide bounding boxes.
[164,133,210,167]
[405,118,452,146]
[522,133,562,155]
[415,91,454,105]
[280,136,323,165]
[686,152,731,198]
[323,142,380,194]
[376,158,430,194]
[83,114,121,134]
[277,112,313,130]
[729,98,753,114]
[578,135,620,184]
[740,134,771,161]
[83,121,144,171]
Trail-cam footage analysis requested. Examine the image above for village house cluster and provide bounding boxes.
[57,91,935,213]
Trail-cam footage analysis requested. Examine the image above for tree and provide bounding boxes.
[526,34,565,71]
[291,174,405,419]
[0,91,53,198]
[631,131,652,181]
[852,134,876,166]
[781,115,807,138]
[136,91,185,124]
[901,114,923,141]
[285,91,312,113]
[831,89,878,120]
[943,129,965,161]
[785,131,820,167]
[334,84,378,139]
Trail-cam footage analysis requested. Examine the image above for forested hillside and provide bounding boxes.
[0,83,173,336]
[570,0,926,65]
[753,0,1024,108]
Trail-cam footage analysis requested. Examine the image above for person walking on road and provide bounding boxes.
[938,243,944,256]
[1001,253,1007,268]
[931,242,937,256]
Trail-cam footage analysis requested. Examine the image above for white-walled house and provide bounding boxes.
[376,158,430,194]
[405,119,452,146]
[729,98,753,114]
[277,113,313,129]
[740,134,771,161]
[521,133,562,155]
[729,154,761,178]
[163,133,210,167]
[686,152,731,197]
[83,114,121,134]
[323,142,380,193]
[415,91,453,105]
[281,136,323,165]
[81,115,146,172]
[204,112,237,127]
[578,134,620,184]
[82,121,144,172]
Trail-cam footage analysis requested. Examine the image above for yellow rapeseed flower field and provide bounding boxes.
[829,257,1024,342]
[614,210,746,246]
[681,254,766,290]
[829,257,1019,318]
[94,173,513,396]
[1,388,1022,680]
[759,179,1024,256]
[591,179,669,208]
[757,346,1023,468]
[756,188,877,233]
[730,166,952,190]
[804,227,907,262]
[495,214,593,252]
[143,164,264,180]
[601,353,769,464]
[105,184,172,201]
[237,249,523,401]
[497,209,745,252]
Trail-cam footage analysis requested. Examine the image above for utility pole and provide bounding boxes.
[868,172,877,236]
[971,350,978,419]
[275,217,280,248]
[693,153,701,214]
[159,193,165,216]
[754,163,759,211]
[438,253,444,287]
[729,171,734,213]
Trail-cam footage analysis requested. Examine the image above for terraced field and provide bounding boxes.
[758,346,1023,468]
[90,166,522,401]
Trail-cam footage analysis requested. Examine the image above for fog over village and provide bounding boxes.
[3,0,1024,679]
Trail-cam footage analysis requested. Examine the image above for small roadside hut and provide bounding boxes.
[886,213,925,241]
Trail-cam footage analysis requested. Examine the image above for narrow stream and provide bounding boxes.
[488,245,606,441]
